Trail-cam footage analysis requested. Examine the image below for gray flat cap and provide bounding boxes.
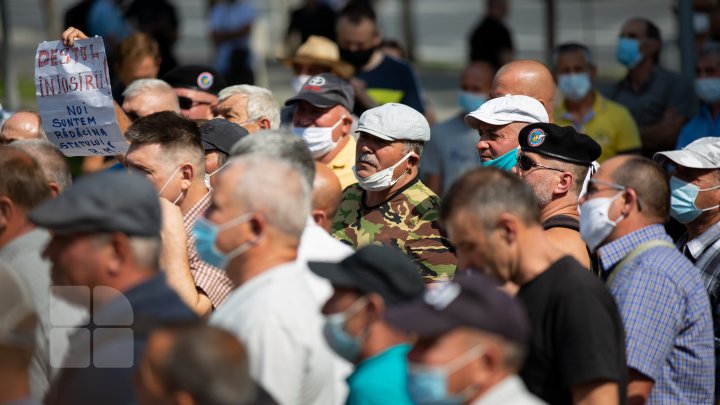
[29,170,161,237]
[356,103,430,142]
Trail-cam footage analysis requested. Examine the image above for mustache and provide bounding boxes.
[356,153,379,168]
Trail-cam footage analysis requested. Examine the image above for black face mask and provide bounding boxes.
[340,47,376,69]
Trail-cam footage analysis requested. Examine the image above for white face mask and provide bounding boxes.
[203,161,229,189]
[579,192,625,253]
[291,74,312,94]
[292,116,345,159]
[158,166,183,205]
[354,152,414,192]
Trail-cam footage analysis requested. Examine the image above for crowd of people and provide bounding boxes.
[4,0,720,404]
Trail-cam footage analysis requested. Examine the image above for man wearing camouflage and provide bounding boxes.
[331,103,457,281]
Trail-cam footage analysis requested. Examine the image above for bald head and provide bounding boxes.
[0,112,46,144]
[312,162,342,232]
[492,60,556,121]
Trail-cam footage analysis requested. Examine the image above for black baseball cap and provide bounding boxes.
[162,65,227,96]
[199,118,249,156]
[309,245,424,306]
[29,171,161,237]
[519,123,601,165]
[285,73,355,111]
[386,273,530,343]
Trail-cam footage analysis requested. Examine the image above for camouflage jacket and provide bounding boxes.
[331,178,457,281]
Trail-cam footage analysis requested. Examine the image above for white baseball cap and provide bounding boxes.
[654,137,720,169]
[464,95,549,129]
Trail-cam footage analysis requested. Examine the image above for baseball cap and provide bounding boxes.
[29,171,161,237]
[654,137,720,169]
[200,118,249,156]
[519,123,601,165]
[285,73,355,111]
[464,95,549,129]
[356,103,430,142]
[386,273,530,343]
[279,35,355,79]
[0,264,37,348]
[162,65,227,96]
[309,245,425,306]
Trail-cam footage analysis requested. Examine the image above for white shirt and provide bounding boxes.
[471,375,547,405]
[210,261,336,405]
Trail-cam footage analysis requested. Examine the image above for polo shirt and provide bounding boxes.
[676,104,720,149]
[355,55,425,115]
[555,91,642,163]
[329,135,357,190]
[346,344,414,405]
[600,224,714,404]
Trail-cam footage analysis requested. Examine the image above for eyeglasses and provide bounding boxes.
[178,96,213,110]
[518,154,564,173]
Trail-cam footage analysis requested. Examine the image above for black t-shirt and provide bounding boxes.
[354,56,425,116]
[468,16,513,70]
[517,256,627,405]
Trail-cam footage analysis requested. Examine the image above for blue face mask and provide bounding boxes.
[669,176,720,224]
[322,296,368,362]
[407,346,484,405]
[192,214,254,269]
[458,91,488,114]
[616,37,643,69]
[695,78,720,103]
[558,73,592,102]
[480,147,518,171]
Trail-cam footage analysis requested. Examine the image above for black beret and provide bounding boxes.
[161,65,227,96]
[519,123,601,165]
[29,171,161,237]
[199,118,249,155]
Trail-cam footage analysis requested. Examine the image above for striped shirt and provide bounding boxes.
[599,224,715,404]
[183,191,233,308]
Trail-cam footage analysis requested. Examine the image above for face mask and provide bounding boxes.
[322,296,368,362]
[354,152,414,192]
[616,37,643,69]
[291,74,312,94]
[292,116,345,159]
[192,214,254,270]
[204,161,229,188]
[457,91,488,113]
[579,191,625,253]
[695,78,720,103]
[669,176,720,224]
[558,73,592,102]
[407,345,484,405]
[480,147,518,172]
[340,47,376,69]
[158,166,183,205]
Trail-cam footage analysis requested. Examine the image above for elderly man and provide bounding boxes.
[214,85,280,132]
[280,35,354,93]
[442,168,627,404]
[580,155,714,403]
[423,61,493,195]
[286,73,356,188]
[198,118,249,188]
[492,60,556,121]
[553,43,641,162]
[609,18,697,156]
[9,139,72,197]
[387,274,543,405]
[332,103,456,281]
[125,112,233,314]
[203,155,336,405]
[464,94,549,171]
[32,171,197,405]
[654,138,720,399]
[0,147,84,400]
[121,79,180,121]
[0,111,46,144]
[310,245,424,404]
[676,44,720,149]
[162,65,226,121]
[517,123,601,269]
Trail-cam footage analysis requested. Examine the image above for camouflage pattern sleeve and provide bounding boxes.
[331,184,363,247]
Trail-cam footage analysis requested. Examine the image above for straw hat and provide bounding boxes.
[280,35,355,79]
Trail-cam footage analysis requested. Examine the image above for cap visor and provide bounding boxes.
[355,126,394,141]
[308,261,363,289]
[285,93,337,109]
[201,139,217,151]
[463,114,507,129]
[385,301,461,337]
[654,150,717,169]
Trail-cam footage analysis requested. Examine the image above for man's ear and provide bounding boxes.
[365,293,386,321]
[0,197,15,229]
[554,172,574,195]
[180,162,195,190]
[258,117,272,130]
[496,212,519,245]
[311,209,327,230]
[48,182,61,198]
[108,232,132,275]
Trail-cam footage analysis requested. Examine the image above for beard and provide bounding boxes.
[529,175,555,208]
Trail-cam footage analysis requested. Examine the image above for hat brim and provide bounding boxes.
[279,56,355,80]
[653,150,719,169]
[285,92,344,110]
[385,301,461,337]
[355,126,394,142]
[463,114,509,129]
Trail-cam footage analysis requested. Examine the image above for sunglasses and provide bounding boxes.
[518,154,564,173]
[178,96,213,110]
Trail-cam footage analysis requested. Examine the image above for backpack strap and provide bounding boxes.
[606,240,676,287]
[542,215,580,232]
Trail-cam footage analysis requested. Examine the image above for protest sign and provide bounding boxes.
[35,37,127,157]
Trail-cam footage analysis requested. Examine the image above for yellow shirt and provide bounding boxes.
[329,136,357,189]
[555,91,642,163]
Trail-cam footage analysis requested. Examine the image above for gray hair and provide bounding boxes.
[225,155,310,240]
[218,85,280,129]
[402,140,424,157]
[230,129,315,189]
[122,79,180,112]
[92,234,161,270]
[552,42,594,68]
[8,139,72,192]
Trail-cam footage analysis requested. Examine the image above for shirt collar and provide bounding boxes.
[183,190,213,228]
[686,221,720,260]
[330,136,356,170]
[598,224,670,271]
